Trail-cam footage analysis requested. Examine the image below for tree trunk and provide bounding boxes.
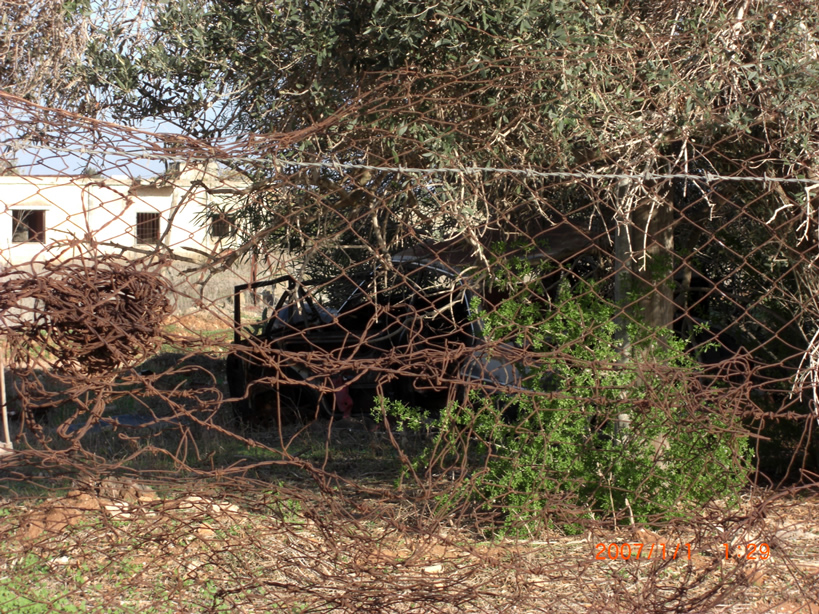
[613,190,675,454]
[614,192,675,337]
[630,195,675,330]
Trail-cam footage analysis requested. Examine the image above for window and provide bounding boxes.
[11,210,45,243]
[136,212,161,245]
[209,213,234,239]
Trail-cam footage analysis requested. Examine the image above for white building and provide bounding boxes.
[0,165,243,267]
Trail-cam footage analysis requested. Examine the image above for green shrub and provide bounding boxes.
[394,279,752,533]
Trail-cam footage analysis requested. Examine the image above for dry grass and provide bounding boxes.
[1,482,819,613]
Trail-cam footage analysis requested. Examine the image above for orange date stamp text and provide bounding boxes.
[595,542,690,560]
[595,542,771,561]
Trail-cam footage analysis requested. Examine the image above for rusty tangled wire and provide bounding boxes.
[0,255,173,375]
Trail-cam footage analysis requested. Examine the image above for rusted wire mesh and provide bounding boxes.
[1,255,173,375]
[2,15,819,610]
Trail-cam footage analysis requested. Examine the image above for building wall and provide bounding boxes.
[0,170,241,267]
[0,170,284,319]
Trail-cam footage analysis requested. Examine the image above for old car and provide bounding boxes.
[226,263,514,424]
[225,223,598,425]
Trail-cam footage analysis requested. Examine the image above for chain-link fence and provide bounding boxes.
[2,25,819,610]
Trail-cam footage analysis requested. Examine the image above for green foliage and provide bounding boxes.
[397,279,751,533]
[0,574,85,613]
[80,1,819,171]
[75,1,819,243]
[372,398,430,433]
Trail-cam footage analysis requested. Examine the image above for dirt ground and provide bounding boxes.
[1,480,819,613]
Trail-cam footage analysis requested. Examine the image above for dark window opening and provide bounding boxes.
[209,214,234,239]
[136,212,161,245]
[12,209,45,243]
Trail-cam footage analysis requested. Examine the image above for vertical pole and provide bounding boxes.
[0,342,12,454]
[251,253,258,306]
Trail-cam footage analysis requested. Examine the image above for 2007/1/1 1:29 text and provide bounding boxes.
[596,543,772,560]
[596,543,690,560]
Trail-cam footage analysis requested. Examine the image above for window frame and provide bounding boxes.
[209,213,234,239]
[11,209,46,243]
[135,211,161,245]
